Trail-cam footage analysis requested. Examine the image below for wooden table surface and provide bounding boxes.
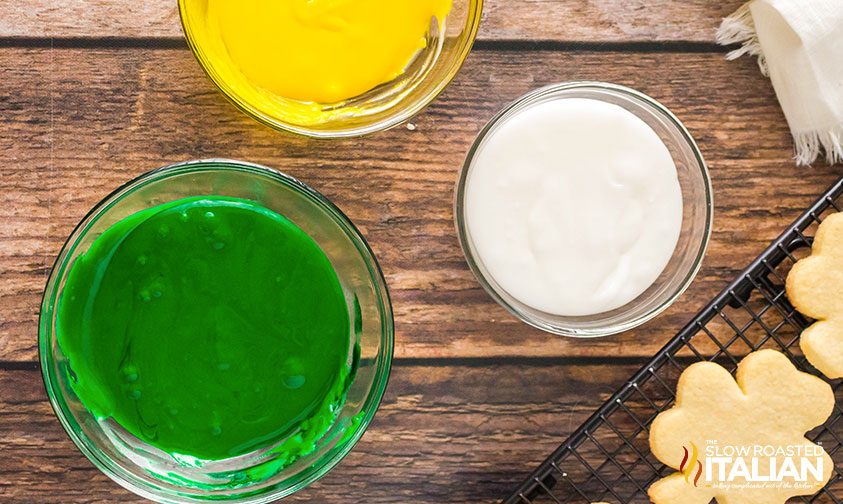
[2,1,842,502]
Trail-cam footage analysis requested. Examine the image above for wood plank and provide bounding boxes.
[0,363,641,503]
[1,47,840,362]
[2,0,743,43]
[5,363,842,502]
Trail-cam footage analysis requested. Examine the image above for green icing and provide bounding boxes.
[56,196,350,462]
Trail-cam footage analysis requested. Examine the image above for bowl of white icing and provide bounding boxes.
[455,82,712,337]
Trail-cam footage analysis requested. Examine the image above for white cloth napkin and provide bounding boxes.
[717,0,843,166]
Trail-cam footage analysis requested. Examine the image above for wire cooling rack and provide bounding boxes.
[503,177,843,504]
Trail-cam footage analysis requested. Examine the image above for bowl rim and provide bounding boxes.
[177,0,484,138]
[454,81,714,338]
[38,158,395,503]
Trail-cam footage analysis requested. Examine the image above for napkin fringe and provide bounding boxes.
[717,2,843,166]
[794,127,843,166]
[716,4,769,75]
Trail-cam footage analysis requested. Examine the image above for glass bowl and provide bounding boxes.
[39,159,394,503]
[455,82,713,337]
[178,0,483,138]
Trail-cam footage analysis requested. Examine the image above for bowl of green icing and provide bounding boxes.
[39,159,393,503]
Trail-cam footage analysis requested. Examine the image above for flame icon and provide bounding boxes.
[679,442,703,487]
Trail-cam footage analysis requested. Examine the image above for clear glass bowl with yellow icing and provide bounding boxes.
[179,0,483,137]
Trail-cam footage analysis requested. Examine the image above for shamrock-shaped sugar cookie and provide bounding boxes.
[648,350,833,504]
[787,212,843,378]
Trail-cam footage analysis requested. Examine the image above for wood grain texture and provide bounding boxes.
[1,0,743,43]
[1,46,840,362]
[5,361,841,503]
[0,363,640,503]
[2,4,843,503]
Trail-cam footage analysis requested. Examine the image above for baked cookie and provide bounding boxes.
[786,212,843,378]
[648,350,833,504]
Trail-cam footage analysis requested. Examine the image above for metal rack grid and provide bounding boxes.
[503,177,843,504]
